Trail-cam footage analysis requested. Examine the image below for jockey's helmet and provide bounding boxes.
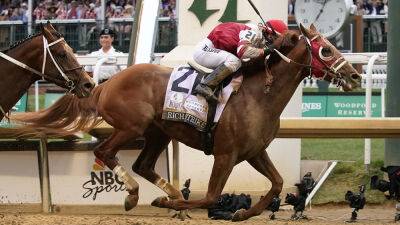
[264,19,288,35]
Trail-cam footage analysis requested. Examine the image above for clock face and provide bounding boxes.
[294,0,352,38]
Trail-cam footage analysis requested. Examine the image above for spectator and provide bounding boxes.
[20,2,28,22]
[84,3,96,19]
[0,9,9,21]
[364,0,385,43]
[94,0,102,20]
[354,0,366,15]
[55,2,67,19]
[33,2,45,20]
[113,5,123,18]
[67,0,78,19]
[84,28,124,85]
[122,4,133,17]
[288,0,294,15]
[160,0,176,18]
[76,2,87,19]
[9,8,22,21]
[44,2,57,20]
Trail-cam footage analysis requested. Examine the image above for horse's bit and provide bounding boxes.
[0,36,80,92]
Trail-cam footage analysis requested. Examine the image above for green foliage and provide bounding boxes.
[27,94,45,112]
[302,139,387,204]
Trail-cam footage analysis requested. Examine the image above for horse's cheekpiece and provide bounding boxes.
[162,65,243,132]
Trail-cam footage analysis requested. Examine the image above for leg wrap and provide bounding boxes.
[155,178,182,199]
[113,165,139,191]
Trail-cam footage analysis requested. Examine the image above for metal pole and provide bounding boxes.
[365,54,380,172]
[172,140,180,190]
[127,0,144,66]
[38,137,52,213]
[382,87,385,118]
[385,0,400,167]
[101,0,106,29]
[35,81,39,111]
[28,0,33,34]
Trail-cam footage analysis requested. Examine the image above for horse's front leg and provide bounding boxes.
[232,150,283,221]
[132,127,184,201]
[94,129,141,210]
[152,153,236,210]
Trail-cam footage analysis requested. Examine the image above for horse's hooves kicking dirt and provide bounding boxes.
[151,196,168,208]
[124,194,139,211]
[171,210,191,221]
[231,209,247,222]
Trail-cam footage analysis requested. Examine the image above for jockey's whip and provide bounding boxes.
[246,0,267,25]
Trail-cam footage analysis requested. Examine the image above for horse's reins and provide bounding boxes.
[270,34,349,87]
[0,36,79,92]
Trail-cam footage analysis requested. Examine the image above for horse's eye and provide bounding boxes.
[321,47,332,57]
[59,52,67,58]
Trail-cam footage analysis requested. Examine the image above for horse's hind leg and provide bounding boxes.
[94,129,142,210]
[232,150,283,221]
[151,153,236,210]
[132,125,183,201]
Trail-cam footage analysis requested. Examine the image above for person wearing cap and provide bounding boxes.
[84,28,124,84]
[193,20,288,102]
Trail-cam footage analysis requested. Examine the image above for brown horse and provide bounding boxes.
[0,22,94,121]
[13,24,361,221]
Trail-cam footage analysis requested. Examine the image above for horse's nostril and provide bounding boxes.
[84,82,94,90]
[351,73,361,81]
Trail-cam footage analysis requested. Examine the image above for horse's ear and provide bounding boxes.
[46,20,55,31]
[299,23,312,38]
[281,31,298,48]
[309,23,317,32]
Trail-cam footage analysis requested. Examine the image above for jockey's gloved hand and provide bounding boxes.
[263,44,275,56]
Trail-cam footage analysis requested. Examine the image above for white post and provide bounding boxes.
[364,54,380,171]
[101,0,106,29]
[381,86,385,118]
[306,161,337,206]
[35,81,39,111]
[27,0,33,35]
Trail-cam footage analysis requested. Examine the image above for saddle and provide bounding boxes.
[162,62,243,155]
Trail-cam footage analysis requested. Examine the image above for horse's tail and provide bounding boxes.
[11,86,104,138]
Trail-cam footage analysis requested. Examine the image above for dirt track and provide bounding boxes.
[1,205,399,225]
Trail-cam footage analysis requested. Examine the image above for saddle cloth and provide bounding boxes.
[162,65,243,132]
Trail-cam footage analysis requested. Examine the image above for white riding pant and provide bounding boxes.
[193,38,241,72]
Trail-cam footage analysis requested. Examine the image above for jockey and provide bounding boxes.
[193,20,288,102]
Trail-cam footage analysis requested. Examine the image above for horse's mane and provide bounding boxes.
[1,32,42,53]
[241,30,301,75]
[266,30,300,67]
[1,26,63,53]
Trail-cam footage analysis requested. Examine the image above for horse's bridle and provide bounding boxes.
[271,34,350,86]
[0,35,82,92]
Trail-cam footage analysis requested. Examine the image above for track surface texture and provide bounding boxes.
[1,204,400,225]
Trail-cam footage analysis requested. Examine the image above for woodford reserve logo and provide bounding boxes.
[188,0,249,25]
[82,158,126,200]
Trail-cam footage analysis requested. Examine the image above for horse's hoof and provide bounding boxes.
[151,196,168,208]
[177,210,187,221]
[124,194,139,211]
[232,209,247,222]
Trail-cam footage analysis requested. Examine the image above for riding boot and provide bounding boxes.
[194,64,233,102]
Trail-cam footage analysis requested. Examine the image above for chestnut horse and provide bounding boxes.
[0,22,94,121]
[13,24,361,221]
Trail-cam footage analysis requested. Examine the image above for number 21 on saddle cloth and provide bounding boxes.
[162,65,243,132]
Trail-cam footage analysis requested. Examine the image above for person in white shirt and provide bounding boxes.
[84,28,124,85]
